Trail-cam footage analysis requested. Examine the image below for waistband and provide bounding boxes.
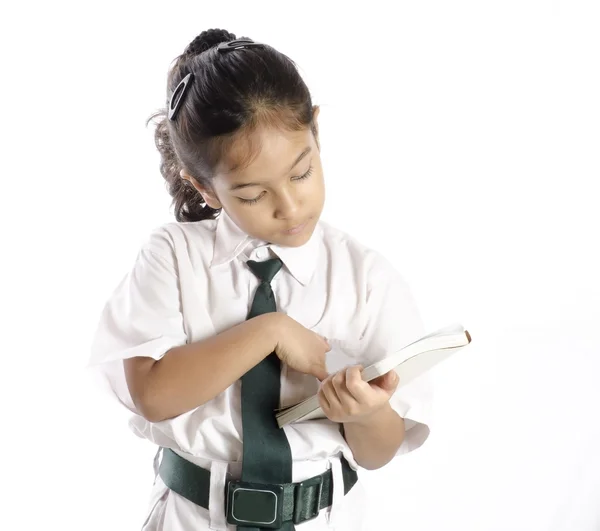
[157,447,358,528]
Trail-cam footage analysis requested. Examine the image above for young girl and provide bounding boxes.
[90,28,431,531]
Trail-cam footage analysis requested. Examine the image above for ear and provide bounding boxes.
[312,105,320,132]
[180,170,223,209]
[312,105,321,149]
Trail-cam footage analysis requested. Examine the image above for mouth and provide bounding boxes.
[283,220,308,235]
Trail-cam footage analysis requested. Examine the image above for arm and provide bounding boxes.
[343,253,431,464]
[342,403,406,470]
[125,313,279,423]
[97,238,327,423]
[318,366,406,470]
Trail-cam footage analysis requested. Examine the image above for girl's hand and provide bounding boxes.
[317,365,399,424]
[272,314,330,381]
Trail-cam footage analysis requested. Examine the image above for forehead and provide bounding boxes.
[216,125,313,180]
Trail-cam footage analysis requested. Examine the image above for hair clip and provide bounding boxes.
[217,39,265,53]
[168,72,194,121]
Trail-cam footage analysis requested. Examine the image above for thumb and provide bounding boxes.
[313,361,329,382]
[376,370,399,392]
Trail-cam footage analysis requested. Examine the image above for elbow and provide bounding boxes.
[124,356,168,423]
[133,387,166,423]
[355,453,395,471]
[134,381,203,423]
[140,406,165,424]
[130,367,168,423]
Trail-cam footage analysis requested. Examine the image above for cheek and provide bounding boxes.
[308,172,326,206]
[224,200,273,233]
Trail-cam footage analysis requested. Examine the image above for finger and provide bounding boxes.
[332,368,361,410]
[328,372,346,405]
[345,365,372,404]
[318,387,331,412]
[312,360,329,382]
[371,370,399,393]
[322,376,343,409]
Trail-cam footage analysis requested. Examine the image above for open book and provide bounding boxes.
[275,324,472,428]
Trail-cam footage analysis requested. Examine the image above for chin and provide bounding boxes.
[279,221,316,247]
[281,233,311,247]
[263,219,310,247]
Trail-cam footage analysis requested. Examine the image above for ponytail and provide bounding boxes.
[146,110,219,222]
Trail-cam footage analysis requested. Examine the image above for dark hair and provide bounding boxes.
[146,29,318,222]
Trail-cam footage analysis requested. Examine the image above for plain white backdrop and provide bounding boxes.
[1,1,599,530]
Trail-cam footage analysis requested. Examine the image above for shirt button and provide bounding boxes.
[256,248,265,259]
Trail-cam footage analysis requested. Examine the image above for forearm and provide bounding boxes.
[343,403,405,470]
[139,313,280,422]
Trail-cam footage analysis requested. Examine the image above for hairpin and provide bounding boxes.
[217,39,265,53]
[168,40,265,121]
[168,72,194,122]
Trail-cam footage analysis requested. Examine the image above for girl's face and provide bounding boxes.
[184,115,325,248]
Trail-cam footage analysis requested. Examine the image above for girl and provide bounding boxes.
[90,28,431,531]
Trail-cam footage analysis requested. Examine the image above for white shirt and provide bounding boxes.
[89,210,431,530]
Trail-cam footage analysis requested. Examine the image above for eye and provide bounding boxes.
[237,165,314,205]
[238,191,266,205]
[292,165,314,181]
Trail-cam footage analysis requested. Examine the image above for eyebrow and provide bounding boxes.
[228,147,312,191]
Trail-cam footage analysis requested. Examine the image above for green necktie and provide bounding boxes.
[241,257,294,531]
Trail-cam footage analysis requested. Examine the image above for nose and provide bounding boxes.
[273,188,301,220]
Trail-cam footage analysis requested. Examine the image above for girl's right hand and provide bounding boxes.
[272,314,330,381]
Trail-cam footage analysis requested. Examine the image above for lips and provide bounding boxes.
[285,222,304,231]
[283,220,308,234]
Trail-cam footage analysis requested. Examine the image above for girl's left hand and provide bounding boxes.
[317,365,399,424]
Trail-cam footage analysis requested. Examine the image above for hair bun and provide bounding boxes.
[185,28,237,56]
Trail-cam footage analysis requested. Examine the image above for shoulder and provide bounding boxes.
[138,219,218,264]
[318,219,398,280]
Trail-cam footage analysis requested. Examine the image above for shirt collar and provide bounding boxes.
[211,210,321,286]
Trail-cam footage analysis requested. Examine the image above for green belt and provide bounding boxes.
[158,448,359,528]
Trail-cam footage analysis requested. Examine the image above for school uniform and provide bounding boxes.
[89,210,432,530]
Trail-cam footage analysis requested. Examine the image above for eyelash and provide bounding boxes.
[239,165,314,205]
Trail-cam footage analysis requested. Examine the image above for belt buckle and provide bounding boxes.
[226,480,284,529]
[293,475,324,524]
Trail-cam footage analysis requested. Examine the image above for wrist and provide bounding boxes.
[258,312,287,353]
[346,402,395,429]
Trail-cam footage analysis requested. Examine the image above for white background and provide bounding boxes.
[1,1,599,530]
